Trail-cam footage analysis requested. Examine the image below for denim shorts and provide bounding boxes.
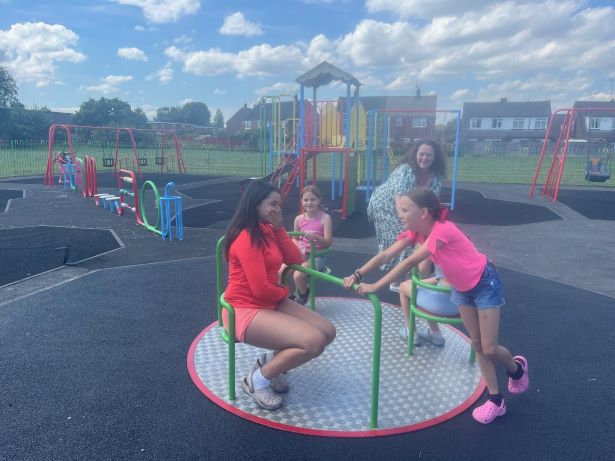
[450,262,505,309]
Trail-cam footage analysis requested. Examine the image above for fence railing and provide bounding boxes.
[0,140,612,187]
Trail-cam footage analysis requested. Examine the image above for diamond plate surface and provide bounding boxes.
[192,297,482,432]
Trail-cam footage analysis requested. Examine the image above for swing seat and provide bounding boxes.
[585,159,610,182]
[102,157,115,167]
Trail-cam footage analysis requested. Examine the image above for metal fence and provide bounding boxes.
[0,139,612,188]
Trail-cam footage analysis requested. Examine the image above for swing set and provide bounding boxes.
[44,124,186,187]
[530,107,613,202]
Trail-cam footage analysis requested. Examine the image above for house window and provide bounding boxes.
[243,121,252,130]
[470,118,482,129]
[513,118,525,129]
[534,118,547,129]
[412,117,427,128]
[396,117,403,127]
[491,118,503,128]
[589,118,601,130]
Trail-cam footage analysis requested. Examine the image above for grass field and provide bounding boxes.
[0,142,612,188]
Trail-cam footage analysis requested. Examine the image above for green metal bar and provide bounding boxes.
[407,267,475,362]
[139,180,162,236]
[220,294,236,401]
[289,263,382,429]
[215,237,225,326]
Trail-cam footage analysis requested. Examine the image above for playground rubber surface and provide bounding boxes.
[0,225,121,286]
[0,174,614,460]
[0,189,23,212]
[554,188,615,220]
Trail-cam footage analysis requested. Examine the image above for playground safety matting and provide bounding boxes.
[188,297,484,437]
[0,225,121,286]
[0,189,24,212]
[555,188,615,220]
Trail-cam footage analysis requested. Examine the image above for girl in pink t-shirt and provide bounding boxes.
[343,188,529,424]
[288,185,333,305]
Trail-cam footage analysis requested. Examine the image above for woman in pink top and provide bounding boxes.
[343,188,529,425]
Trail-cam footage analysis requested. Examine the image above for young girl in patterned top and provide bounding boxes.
[344,188,528,424]
[290,185,333,305]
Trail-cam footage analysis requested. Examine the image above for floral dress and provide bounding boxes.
[367,163,442,271]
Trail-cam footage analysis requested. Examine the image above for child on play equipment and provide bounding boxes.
[342,188,529,424]
[287,184,333,305]
[397,259,458,346]
[223,180,336,411]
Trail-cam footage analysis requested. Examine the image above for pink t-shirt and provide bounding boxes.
[297,211,326,252]
[399,221,487,292]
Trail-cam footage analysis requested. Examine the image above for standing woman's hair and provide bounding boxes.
[404,140,447,177]
[224,180,279,259]
[408,187,449,221]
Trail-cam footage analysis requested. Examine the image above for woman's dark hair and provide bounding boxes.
[404,140,446,177]
[224,180,279,259]
[408,187,448,221]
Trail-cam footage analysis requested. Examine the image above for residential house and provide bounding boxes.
[339,93,438,146]
[461,99,551,145]
[226,98,299,135]
[571,100,615,148]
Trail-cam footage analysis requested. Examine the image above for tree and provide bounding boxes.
[213,108,225,128]
[73,97,148,128]
[155,101,211,126]
[0,66,20,108]
[71,97,150,143]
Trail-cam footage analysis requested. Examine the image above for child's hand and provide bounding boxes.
[356,283,378,295]
[342,275,357,289]
[303,231,317,241]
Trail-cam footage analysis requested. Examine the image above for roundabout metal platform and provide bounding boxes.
[188,297,485,437]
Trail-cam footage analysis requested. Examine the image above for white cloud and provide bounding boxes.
[81,75,132,94]
[117,47,148,61]
[0,22,86,86]
[254,82,297,96]
[337,20,420,67]
[165,43,305,78]
[140,104,157,120]
[451,88,471,101]
[111,0,200,24]
[219,12,263,37]
[213,89,226,95]
[146,63,174,84]
[173,34,193,45]
[366,0,508,18]
[179,98,194,106]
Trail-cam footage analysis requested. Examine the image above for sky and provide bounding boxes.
[1,0,614,123]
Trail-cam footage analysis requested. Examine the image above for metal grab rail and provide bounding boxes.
[214,234,384,429]
[286,231,331,310]
[287,263,383,429]
[408,266,475,362]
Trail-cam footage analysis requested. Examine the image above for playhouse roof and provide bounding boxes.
[296,62,361,88]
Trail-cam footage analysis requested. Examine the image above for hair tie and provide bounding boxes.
[439,205,449,222]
